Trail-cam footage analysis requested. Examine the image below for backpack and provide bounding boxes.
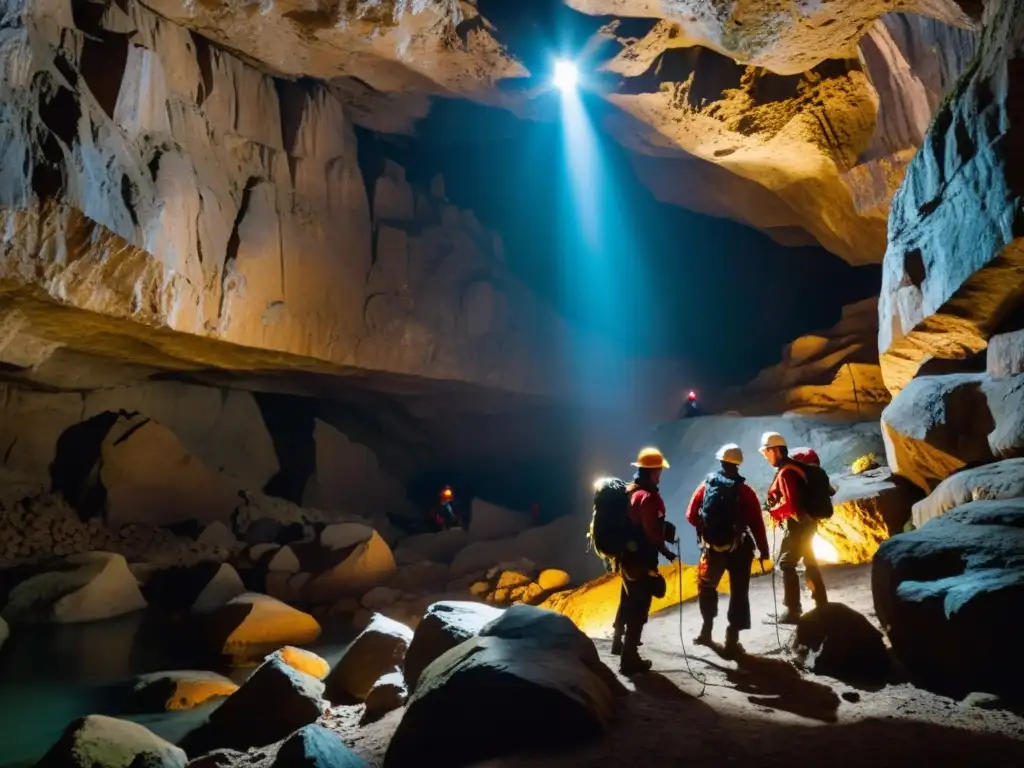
[698,472,744,549]
[588,478,639,560]
[791,460,835,519]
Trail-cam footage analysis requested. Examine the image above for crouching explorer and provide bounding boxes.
[686,443,770,657]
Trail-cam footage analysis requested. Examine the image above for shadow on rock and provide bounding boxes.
[723,655,841,723]
[791,602,890,692]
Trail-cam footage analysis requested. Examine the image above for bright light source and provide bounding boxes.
[688,391,697,400]
[553,59,578,91]
[812,534,840,564]
[593,477,611,491]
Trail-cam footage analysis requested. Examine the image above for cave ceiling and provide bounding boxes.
[137,0,980,265]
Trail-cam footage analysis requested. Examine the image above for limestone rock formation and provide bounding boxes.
[570,1,975,75]
[385,605,623,767]
[37,714,186,768]
[879,0,1024,393]
[128,670,239,713]
[873,498,1024,700]
[402,600,504,693]
[716,298,890,417]
[792,602,889,682]
[2,551,146,624]
[182,656,326,754]
[912,458,1024,528]
[823,467,920,563]
[325,613,413,703]
[881,372,1024,493]
[0,0,583,399]
[271,724,368,768]
[200,592,321,664]
[302,529,397,601]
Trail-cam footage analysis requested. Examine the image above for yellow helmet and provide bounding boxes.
[631,447,670,470]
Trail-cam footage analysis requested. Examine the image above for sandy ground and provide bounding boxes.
[323,564,1024,766]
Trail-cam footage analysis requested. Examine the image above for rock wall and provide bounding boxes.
[715,297,890,417]
[0,0,586,399]
[879,0,1024,394]
[605,12,979,264]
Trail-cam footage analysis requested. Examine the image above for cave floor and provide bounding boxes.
[327,564,1024,766]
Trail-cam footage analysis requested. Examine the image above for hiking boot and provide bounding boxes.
[722,626,744,658]
[694,622,714,647]
[619,649,653,676]
[775,608,802,625]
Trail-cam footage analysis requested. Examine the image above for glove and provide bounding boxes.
[663,550,678,564]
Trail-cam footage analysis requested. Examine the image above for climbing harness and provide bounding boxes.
[673,538,708,696]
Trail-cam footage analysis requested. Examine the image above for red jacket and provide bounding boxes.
[767,462,807,523]
[628,487,673,558]
[686,478,770,556]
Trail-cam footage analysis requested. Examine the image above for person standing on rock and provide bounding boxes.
[612,447,678,675]
[760,431,828,623]
[685,443,771,657]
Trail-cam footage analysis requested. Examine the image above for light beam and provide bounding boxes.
[553,59,578,92]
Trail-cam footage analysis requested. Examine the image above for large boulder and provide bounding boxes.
[912,458,1024,528]
[36,715,186,768]
[182,656,325,754]
[199,592,321,665]
[325,613,413,702]
[270,724,368,768]
[384,605,624,767]
[127,671,239,712]
[873,498,1024,700]
[878,0,1024,394]
[403,601,503,693]
[141,562,246,613]
[83,382,279,492]
[821,468,920,563]
[302,528,396,601]
[881,372,1024,492]
[2,552,146,624]
[94,414,242,528]
[270,646,330,680]
[792,603,890,682]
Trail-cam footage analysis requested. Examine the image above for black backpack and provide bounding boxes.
[588,478,640,560]
[792,461,835,519]
[698,472,744,548]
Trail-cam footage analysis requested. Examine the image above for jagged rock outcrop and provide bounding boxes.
[911,457,1024,528]
[0,0,583,398]
[569,1,975,75]
[881,372,1024,493]
[879,0,1024,393]
[716,298,890,416]
[36,715,186,768]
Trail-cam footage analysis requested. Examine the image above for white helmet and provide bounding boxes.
[715,443,743,465]
[760,431,787,450]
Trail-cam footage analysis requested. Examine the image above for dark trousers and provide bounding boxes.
[777,517,827,611]
[697,537,754,630]
[613,555,656,638]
